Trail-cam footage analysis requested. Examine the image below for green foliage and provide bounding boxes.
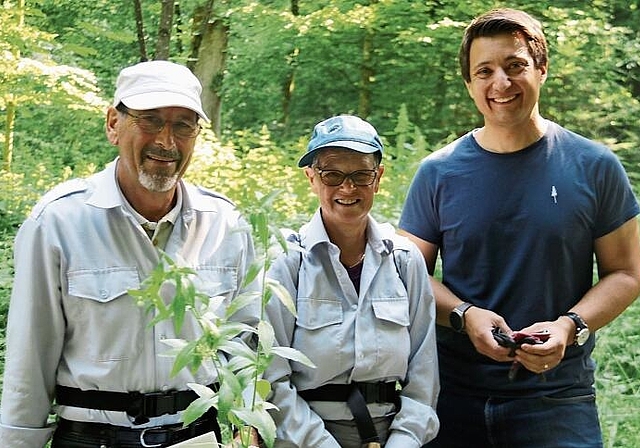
[0,231,12,391]
[185,126,317,229]
[594,299,640,448]
[129,192,315,447]
[0,1,640,445]
[0,163,92,232]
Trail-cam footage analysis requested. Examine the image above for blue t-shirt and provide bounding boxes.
[399,120,639,397]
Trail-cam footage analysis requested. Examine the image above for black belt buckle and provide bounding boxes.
[127,389,179,423]
[142,390,180,417]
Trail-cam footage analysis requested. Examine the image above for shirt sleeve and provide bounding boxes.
[593,150,640,238]
[264,252,342,448]
[386,242,440,447]
[398,159,441,244]
[0,218,64,447]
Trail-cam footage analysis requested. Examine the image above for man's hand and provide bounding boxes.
[462,306,514,362]
[492,327,551,380]
[512,318,574,375]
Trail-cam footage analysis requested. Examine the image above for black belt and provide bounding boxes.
[299,382,400,445]
[55,384,218,424]
[56,415,217,447]
[298,381,399,405]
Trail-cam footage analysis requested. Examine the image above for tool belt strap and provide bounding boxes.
[55,383,219,422]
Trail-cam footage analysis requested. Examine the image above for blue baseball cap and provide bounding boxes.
[298,115,384,167]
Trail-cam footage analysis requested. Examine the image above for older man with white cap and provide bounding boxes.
[0,60,259,447]
[264,115,440,448]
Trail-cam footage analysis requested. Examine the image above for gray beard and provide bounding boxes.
[138,170,178,192]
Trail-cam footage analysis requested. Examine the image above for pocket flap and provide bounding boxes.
[68,267,140,303]
[296,298,343,330]
[372,298,410,326]
[192,266,238,298]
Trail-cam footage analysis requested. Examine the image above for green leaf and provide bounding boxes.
[266,278,297,317]
[257,320,275,355]
[219,339,258,361]
[216,367,243,421]
[182,396,216,426]
[271,346,316,368]
[226,291,261,317]
[242,260,263,287]
[170,340,199,377]
[188,382,217,399]
[217,322,256,341]
[225,354,255,373]
[230,407,277,448]
[255,378,271,400]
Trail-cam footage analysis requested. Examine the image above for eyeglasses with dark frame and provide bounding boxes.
[121,110,201,139]
[314,167,379,186]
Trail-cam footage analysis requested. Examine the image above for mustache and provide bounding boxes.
[142,146,182,162]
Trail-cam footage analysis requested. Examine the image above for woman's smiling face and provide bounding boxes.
[305,147,384,229]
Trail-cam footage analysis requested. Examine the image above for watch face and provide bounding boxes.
[450,311,463,332]
[576,328,590,346]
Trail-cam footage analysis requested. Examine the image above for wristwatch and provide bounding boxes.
[450,302,474,333]
[562,311,590,346]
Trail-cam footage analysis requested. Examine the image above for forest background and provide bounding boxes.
[1,0,640,446]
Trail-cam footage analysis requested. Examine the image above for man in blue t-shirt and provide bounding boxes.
[399,8,640,448]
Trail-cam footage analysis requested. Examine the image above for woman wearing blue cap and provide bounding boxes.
[264,115,439,447]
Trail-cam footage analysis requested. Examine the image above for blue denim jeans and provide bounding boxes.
[426,388,603,448]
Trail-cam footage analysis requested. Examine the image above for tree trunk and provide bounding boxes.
[192,19,229,137]
[357,0,377,119]
[155,0,174,60]
[174,2,184,55]
[2,0,24,171]
[358,29,374,119]
[132,0,148,61]
[3,101,15,172]
[187,0,214,68]
[281,0,300,129]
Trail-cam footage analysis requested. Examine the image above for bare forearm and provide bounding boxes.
[571,271,640,332]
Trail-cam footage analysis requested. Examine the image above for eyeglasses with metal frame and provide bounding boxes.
[314,167,378,186]
[121,110,201,139]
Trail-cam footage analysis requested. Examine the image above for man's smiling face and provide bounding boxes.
[465,31,547,130]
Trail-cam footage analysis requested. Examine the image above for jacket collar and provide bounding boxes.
[302,208,394,256]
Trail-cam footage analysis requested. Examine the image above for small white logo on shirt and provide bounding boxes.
[551,185,558,203]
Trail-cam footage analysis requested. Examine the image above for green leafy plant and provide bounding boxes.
[129,190,314,448]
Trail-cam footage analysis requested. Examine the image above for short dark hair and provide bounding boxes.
[310,148,382,168]
[115,102,128,114]
[459,8,548,83]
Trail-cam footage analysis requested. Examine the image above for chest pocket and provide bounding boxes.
[371,297,410,327]
[189,266,247,320]
[192,265,238,298]
[296,298,343,330]
[68,267,140,302]
[65,267,142,361]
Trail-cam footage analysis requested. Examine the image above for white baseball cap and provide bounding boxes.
[113,60,209,122]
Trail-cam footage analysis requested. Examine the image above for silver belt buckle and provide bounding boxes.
[140,428,163,448]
